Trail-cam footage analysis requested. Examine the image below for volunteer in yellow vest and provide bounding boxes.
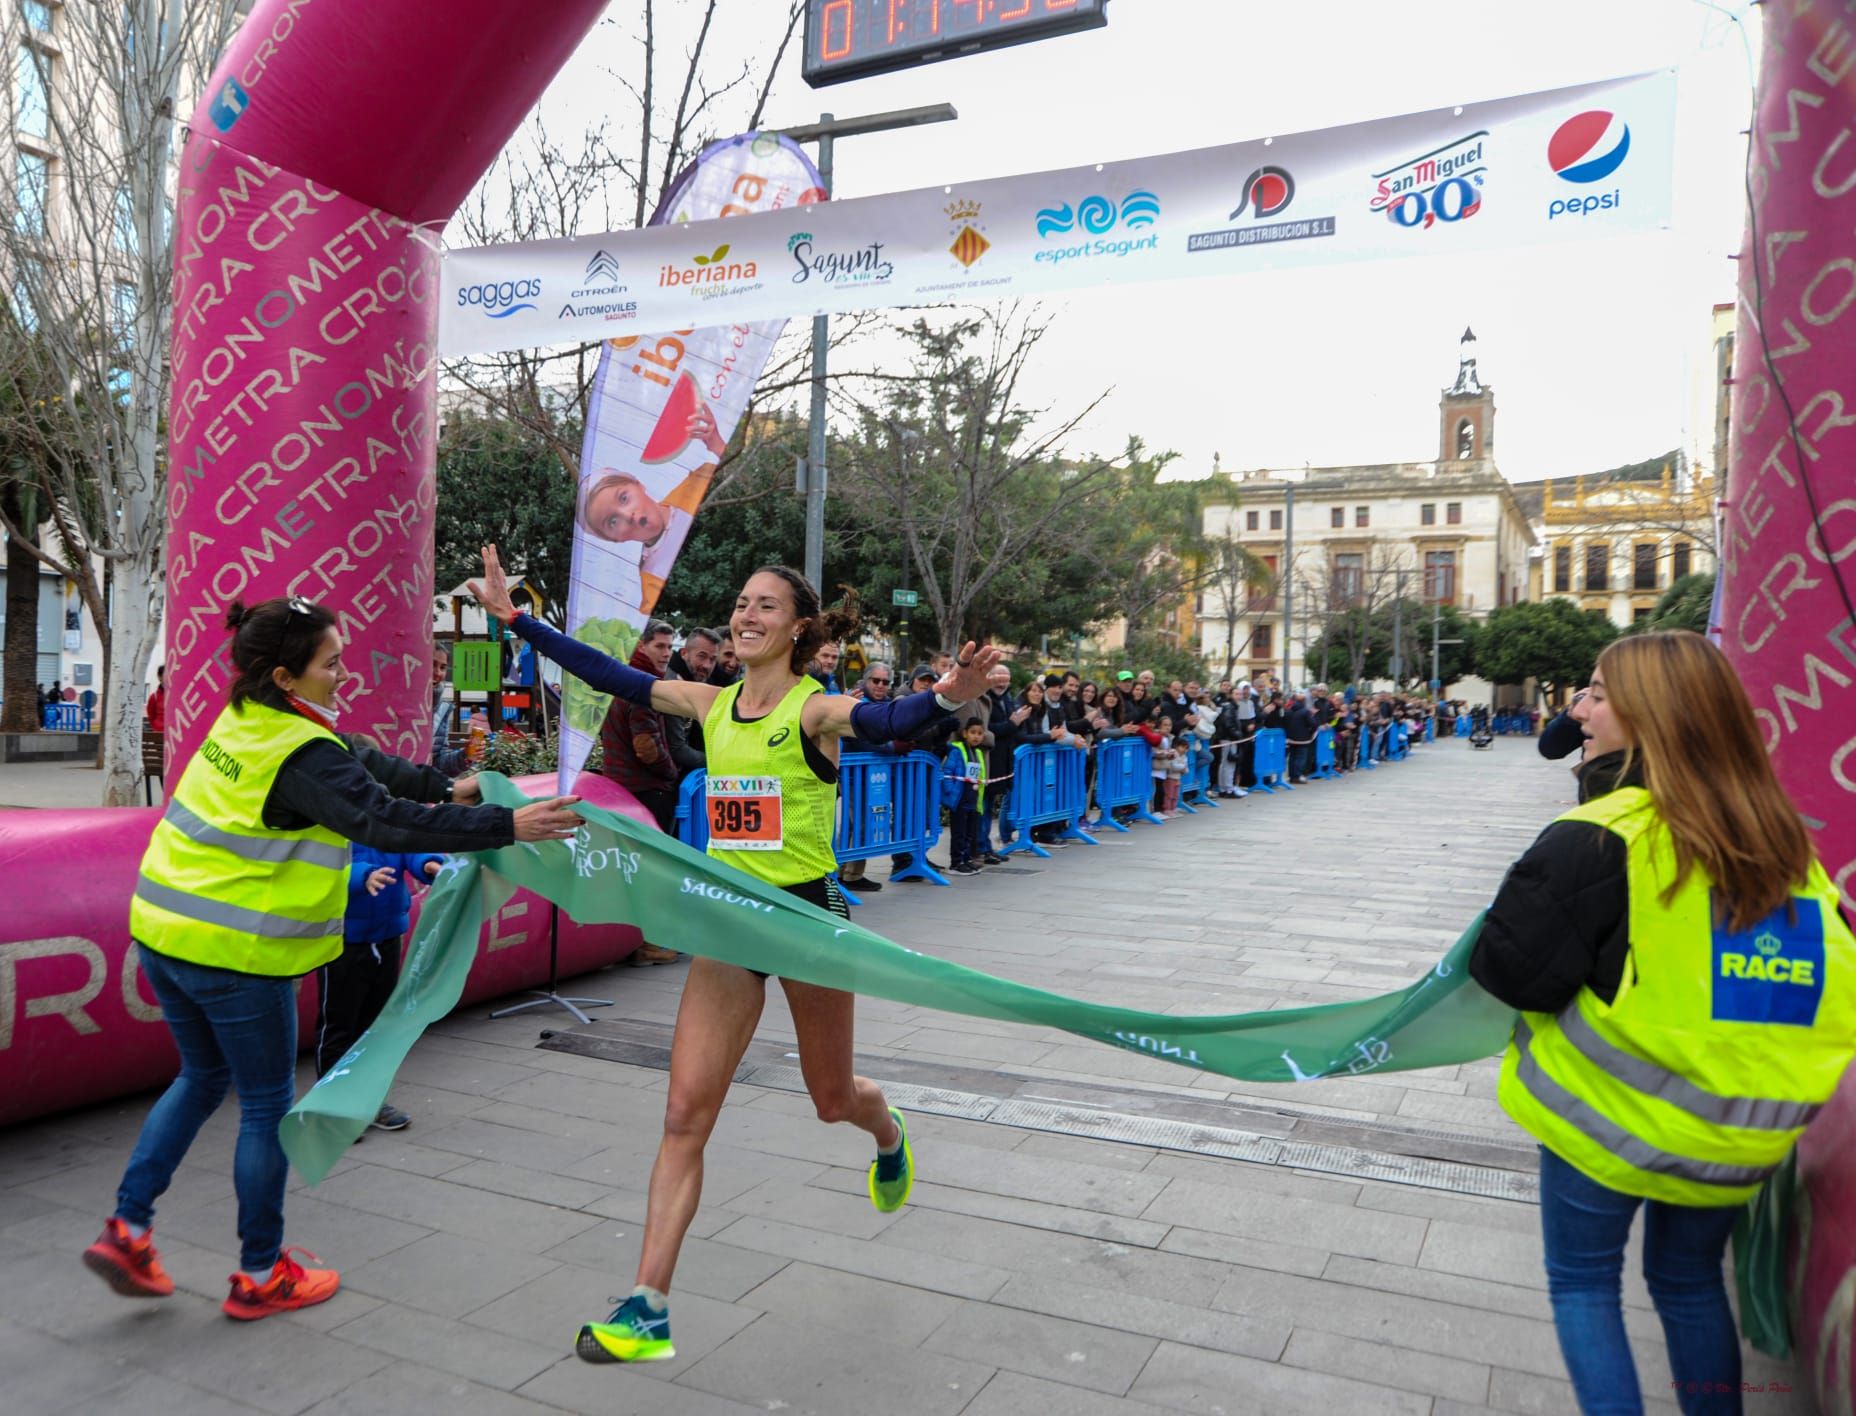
[476,548,1003,1365]
[1469,631,1856,1415]
[85,596,581,1322]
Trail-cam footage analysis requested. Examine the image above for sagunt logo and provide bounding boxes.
[681,876,776,913]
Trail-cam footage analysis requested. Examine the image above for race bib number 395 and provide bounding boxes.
[706,775,784,851]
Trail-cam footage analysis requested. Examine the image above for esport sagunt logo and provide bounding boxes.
[1547,109,1630,220]
[1370,131,1486,230]
[1033,190,1160,266]
[457,277,541,319]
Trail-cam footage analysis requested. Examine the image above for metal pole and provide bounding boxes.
[1431,595,1441,688]
[1390,568,1406,686]
[802,116,834,591]
[1281,485,1294,689]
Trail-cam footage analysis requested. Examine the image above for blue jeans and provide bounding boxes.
[1537,1147,1743,1416]
[116,944,298,1272]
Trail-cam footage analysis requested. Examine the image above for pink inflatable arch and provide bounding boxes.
[1724,3,1856,1406]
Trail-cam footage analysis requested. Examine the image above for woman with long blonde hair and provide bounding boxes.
[1471,631,1856,1415]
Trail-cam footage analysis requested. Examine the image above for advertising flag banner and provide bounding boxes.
[553,134,824,791]
[281,774,1518,1183]
[442,70,1674,358]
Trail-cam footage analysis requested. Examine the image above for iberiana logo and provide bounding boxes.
[1549,111,1631,183]
[1033,191,1161,266]
[1546,110,1630,219]
[456,278,541,319]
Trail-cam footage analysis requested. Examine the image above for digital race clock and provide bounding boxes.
[802,0,1109,88]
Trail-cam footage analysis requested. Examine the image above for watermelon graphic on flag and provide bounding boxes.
[557,132,824,792]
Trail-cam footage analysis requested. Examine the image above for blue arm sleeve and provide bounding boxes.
[507,612,655,708]
[849,689,948,744]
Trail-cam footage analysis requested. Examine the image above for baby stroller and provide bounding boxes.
[1468,705,1494,750]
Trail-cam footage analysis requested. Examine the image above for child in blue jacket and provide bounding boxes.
[943,718,988,875]
[315,842,445,1131]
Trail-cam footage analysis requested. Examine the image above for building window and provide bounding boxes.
[1330,506,1344,528]
[16,45,48,139]
[1249,555,1278,612]
[1456,419,1475,459]
[1673,542,1692,580]
[1446,501,1462,525]
[1421,503,1436,526]
[1633,606,1653,622]
[1554,545,1571,593]
[1252,622,1273,658]
[1585,543,1609,592]
[14,150,48,236]
[1245,510,1259,531]
[23,2,53,31]
[1633,543,1658,591]
[1332,553,1363,608]
[1424,550,1457,604]
[1355,506,1369,527]
[1269,508,1283,531]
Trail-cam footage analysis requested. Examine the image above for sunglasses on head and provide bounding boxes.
[287,595,318,618]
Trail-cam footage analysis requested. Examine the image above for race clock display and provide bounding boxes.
[802,0,1109,88]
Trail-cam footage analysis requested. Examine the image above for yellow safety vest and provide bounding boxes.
[1498,786,1856,1206]
[130,702,351,977]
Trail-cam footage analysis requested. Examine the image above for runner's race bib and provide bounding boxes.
[706,775,784,851]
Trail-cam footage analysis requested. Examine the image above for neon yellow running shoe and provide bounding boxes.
[868,1106,914,1213]
[576,1293,675,1363]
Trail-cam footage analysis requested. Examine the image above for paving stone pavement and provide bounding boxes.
[0,737,1813,1413]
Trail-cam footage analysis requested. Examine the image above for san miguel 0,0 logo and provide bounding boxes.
[1370,131,1486,230]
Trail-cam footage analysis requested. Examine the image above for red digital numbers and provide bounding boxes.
[820,0,852,59]
[999,0,1033,19]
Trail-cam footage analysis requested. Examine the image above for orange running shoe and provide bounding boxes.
[221,1247,340,1321]
[82,1217,175,1298]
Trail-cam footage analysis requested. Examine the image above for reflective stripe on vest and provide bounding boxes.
[1552,1004,1821,1133]
[133,875,345,940]
[1512,1021,1775,1193]
[162,797,349,870]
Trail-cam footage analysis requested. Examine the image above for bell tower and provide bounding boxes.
[1439,327,1495,464]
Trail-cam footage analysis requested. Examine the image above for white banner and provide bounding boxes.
[443,70,1674,358]
[555,133,822,791]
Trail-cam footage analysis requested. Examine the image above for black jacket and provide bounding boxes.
[1538,709,1585,762]
[1468,751,1635,1011]
[985,689,1020,777]
[266,736,516,854]
[1285,705,1317,742]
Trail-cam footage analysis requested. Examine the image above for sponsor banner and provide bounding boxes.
[282,772,1516,1182]
[441,70,1674,358]
[555,133,823,792]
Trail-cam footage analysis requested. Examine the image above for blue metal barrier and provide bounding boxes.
[1251,728,1291,793]
[1313,727,1338,779]
[1177,735,1219,812]
[42,703,92,731]
[1455,713,1471,738]
[674,750,948,901]
[999,743,1097,858]
[1093,737,1162,832]
[1359,720,1378,770]
[1389,722,1410,760]
[1425,716,1435,743]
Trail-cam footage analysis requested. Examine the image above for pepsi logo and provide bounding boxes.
[1233,165,1295,220]
[1548,110,1631,184]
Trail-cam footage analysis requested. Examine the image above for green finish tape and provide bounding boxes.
[283,774,1518,1182]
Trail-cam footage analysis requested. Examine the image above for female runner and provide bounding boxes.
[470,547,1002,1364]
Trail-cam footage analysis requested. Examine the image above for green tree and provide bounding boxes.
[434,409,577,625]
[1625,572,1714,636]
[1305,598,1478,689]
[1477,598,1617,691]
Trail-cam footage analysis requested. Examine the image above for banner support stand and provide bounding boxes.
[488,904,613,1025]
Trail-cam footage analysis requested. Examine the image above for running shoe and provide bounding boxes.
[980,853,1006,866]
[576,1293,675,1363]
[370,1104,411,1131]
[868,1107,914,1213]
[82,1217,174,1298]
[222,1247,340,1321]
[952,863,981,875]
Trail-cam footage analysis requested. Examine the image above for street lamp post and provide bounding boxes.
[779,104,958,591]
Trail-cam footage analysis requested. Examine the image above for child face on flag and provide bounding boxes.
[580,473,668,546]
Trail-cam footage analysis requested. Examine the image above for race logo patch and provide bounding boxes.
[1711,896,1826,1027]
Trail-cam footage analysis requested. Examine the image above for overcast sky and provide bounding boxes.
[503,0,1757,485]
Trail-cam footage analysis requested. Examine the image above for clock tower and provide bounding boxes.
[1439,327,1494,464]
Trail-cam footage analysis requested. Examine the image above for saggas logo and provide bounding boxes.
[457,278,542,318]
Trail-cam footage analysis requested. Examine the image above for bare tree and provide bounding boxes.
[830,306,1129,650]
[0,0,242,801]
[1199,521,1274,681]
